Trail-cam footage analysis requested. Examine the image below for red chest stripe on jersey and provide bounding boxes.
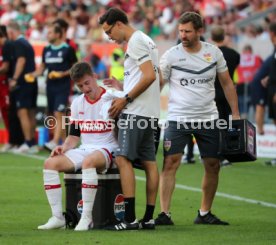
[44,184,61,190]
[82,183,98,189]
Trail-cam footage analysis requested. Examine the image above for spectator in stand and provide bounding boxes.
[211,25,240,166]
[251,55,272,135]
[15,2,32,35]
[236,44,262,118]
[26,23,77,152]
[7,21,38,154]
[90,53,108,80]
[0,2,18,25]
[53,18,78,52]
[0,25,24,152]
[263,22,276,166]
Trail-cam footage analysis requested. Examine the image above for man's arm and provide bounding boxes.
[159,67,167,92]
[108,60,156,118]
[218,70,240,119]
[50,135,79,157]
[13,56,26,80]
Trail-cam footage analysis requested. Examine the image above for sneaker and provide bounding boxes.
[38,216,66,230]
[44,141,58,152]
[265,159,276,166]
[181,155,195,164]
[29,145,39,154]
[155,212,174,225]
[0,143,12,153]
[139,219,155,230]
[75,217,93,231]
[112,219,139,231]
[13,143,30,154]
[194,211,229,225]
[220,159,232,167]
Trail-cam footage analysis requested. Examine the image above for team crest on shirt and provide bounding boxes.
[203,53,212,62]
[164,139,171,152]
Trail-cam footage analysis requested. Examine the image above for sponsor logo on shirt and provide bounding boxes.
[180,77,213,86]
[76,120,113,133]
[45,57,64,63]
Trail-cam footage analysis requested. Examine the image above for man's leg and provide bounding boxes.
[255,104,265,135]
[116,155,136,222]
[140,161,158,228]
[75,150,107,231]
[17,108,32,142]
[155,154,181,225]
[53,111,66,144]
[38,155,75,230]
[200,157,220,211]
[194,157,228,225]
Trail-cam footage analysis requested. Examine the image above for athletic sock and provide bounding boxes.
[199,210,209,216]
[81,168,98,219]
[43,169,63,219]
[124,197,136,223]
[143,204,155,222]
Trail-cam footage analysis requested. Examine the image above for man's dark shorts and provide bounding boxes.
[15,83,37,109]
[163,120,220,159]
[115,113,157,162]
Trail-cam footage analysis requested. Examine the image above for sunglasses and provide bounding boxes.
[105,23,116,35]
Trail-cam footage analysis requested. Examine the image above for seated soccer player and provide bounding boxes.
[38,62,118,231]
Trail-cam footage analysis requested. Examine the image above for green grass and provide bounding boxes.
[1,149,276,245]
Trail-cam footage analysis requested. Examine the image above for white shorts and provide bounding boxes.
[64,145,116,172]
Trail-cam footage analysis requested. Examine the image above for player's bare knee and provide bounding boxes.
[44,157,58,170]
[163,156,180,173]
[82,157,96,169]
[203,159,220,174]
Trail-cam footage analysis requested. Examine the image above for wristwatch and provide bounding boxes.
[125,94,133,104]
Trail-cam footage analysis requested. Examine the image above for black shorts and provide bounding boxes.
[47,85,70,113]
[115,113,157,162]
[14,83,37,109]
[163,120,220,159]
[267,85,276,119]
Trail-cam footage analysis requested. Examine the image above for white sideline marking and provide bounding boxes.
[9,153,276,209]
[135,176,276,209]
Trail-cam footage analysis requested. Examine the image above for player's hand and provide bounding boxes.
[103,76,123,90]
[108,97,127,118]
[8,78,17,90]
[48,71,63,79]
[261,76,268,88]
[50,146,65,157]
[24,73,35,83]
[231,114,240,120]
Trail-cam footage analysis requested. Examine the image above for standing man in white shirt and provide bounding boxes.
[99,7,160,231]
[155,12,240,226]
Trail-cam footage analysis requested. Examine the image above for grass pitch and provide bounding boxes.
[0,149,276,245]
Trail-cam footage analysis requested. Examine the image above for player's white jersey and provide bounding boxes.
[160,41,228,122]
[123,30,160,119]
[70,88,118,148]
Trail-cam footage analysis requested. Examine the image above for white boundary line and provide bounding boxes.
[11,153,276,209]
